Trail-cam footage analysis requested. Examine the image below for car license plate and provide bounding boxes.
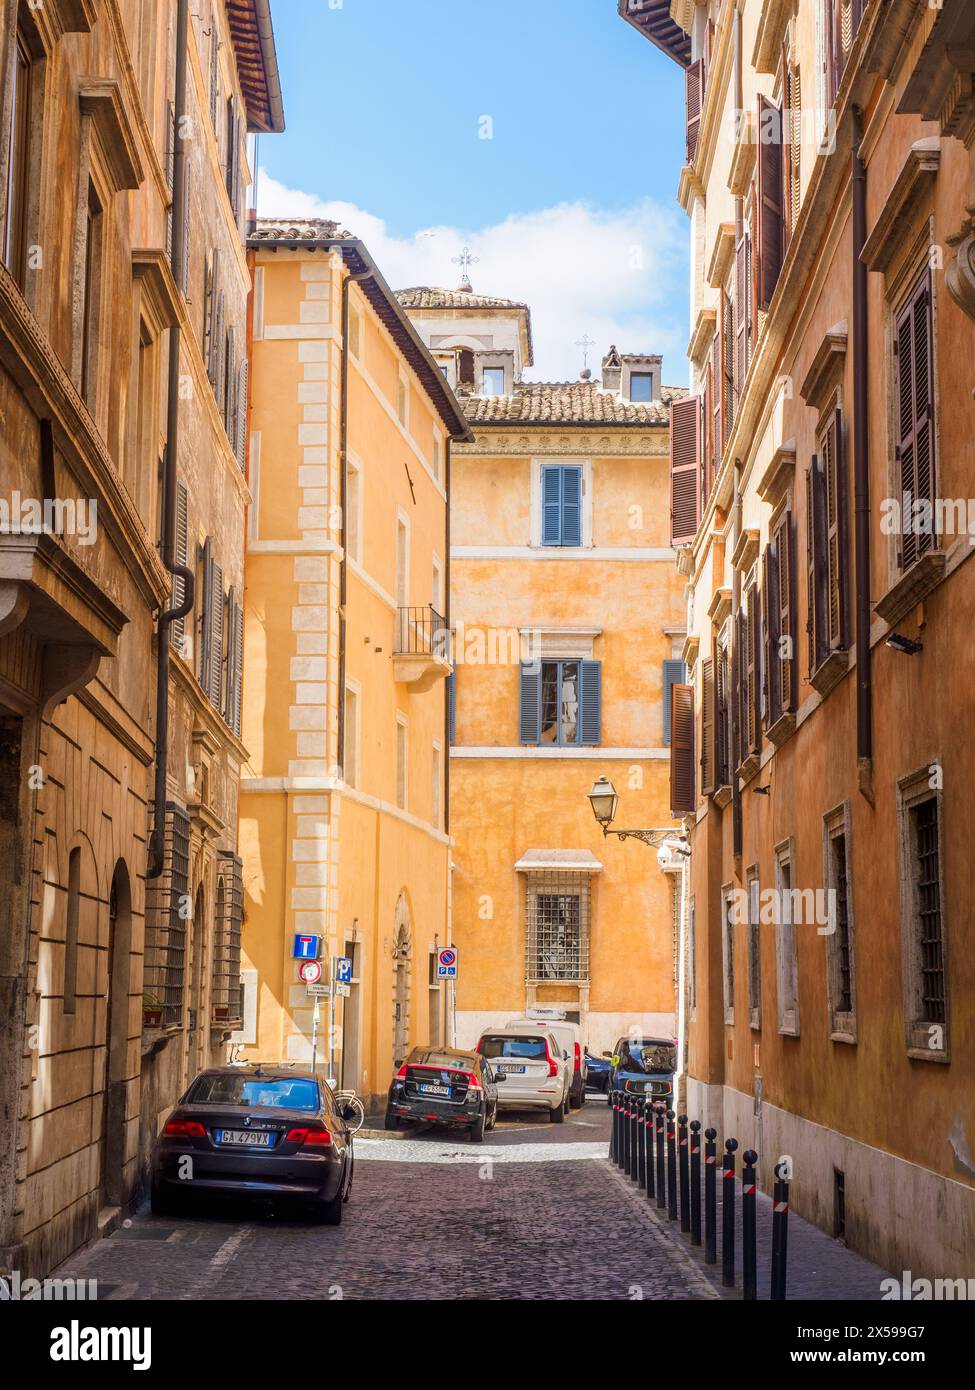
[215,1129,273,1147]
[500,1064,525,1073]
[418,1083,450,1096]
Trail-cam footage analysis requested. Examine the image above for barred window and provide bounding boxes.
[212,851,244,1024]
[897,768,948,1059]
[144,803,191,1026]
[524,873,590,983]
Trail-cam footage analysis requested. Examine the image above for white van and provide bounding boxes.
[505,1009,586,1109]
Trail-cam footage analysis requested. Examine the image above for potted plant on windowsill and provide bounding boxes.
[143,992,164,1028]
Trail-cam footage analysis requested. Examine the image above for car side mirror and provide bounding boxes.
[562,1049,569,1061]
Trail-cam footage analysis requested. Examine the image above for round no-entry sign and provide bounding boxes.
[298,959,322,984]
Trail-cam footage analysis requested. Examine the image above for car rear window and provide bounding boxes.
[478,1036,548,1060]
[187,1075,320,1111]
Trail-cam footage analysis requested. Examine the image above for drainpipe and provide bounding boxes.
[443,436,452,835]
[148,0,194,878]
[851,105,873,785]
[336,262,372,778]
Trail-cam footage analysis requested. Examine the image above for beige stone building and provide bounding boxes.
[0,0,282,1277]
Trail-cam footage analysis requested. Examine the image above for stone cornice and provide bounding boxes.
[861,138,942,273]
[800,323,849,412]
[79,80,144,192]
[456,427,669,458]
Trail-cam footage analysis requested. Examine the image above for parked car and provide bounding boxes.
[150,1065,355,1225]
[385,1046,501,1142]
[476,1025,569,1122]
[584,1049,611,1094]
[607,1037,678,1107]
[505,1010,587,1108]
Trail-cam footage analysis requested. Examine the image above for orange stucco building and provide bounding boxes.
[402,288,688,1055]
[624,0,975,1279]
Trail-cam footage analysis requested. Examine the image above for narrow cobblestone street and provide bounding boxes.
[52,1099,890,1302]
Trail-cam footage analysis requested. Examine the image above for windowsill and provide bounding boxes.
[765,709,797,748]
[738,753,761,785]
[829,1025,857,1045]
[777,1019,800,1038]
[906,1046,950,1064]
[875,551,947,628]
[750,1011,761,1032]
[713,783,732,809]
[724,1010,735,1026]
[810,649,849,698]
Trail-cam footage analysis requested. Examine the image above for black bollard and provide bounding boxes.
[630,1094,640,1181]
[689,1120,702,1246]
[636,1098,647,1189]
[771,1161,791,1301]
[704,1127,717,1263]
[666,1109,678,1221]
[722,1137,739,1288]
[609,1090,618,1162]
[645,1099,656,1201]
[742,1149,758,1301]
[678,1114,690,1233]
[655,1104,666,1209]
[613,1090,623,1167]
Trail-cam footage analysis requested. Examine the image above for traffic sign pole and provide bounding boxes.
[328,958,335,1083]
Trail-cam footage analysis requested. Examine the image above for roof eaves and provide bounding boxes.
[616,0,692,69]
[227,0,286,133]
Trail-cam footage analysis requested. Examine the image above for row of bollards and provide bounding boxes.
[609,1089,789,1300]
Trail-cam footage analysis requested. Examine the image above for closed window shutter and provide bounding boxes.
[519,662,541,744]
[579,660,601,745]
[200,536,213,693]
[165,101,176,261]
[716,639,730,786]
[232,594,243,737]
[224,589,237,727]
[235,358,249,471]
[702,368,712,501]
[734,202,748,406]
[735,607,748,768]
[209,564,224,709]
[669,394,702,545]
[790,64,802,234]
[171,479,189,654]
[747,584,761,754]
[541,465,562,545]
[779,510,797,712]
[757,95,784,312]
[896,273,935,571]
[700,655,715,796]
[209,29,219,130]
[662,657,685,745]
[822,406,850,648]
[448,671,456,744]
[722,286,735,436]
[685,58,704,164]
[180,161,191,296]
[561,465,583,546]
[670,683,696,816]
[214,291,226,406]
[763,542,781,724]
[710,330,722,476]
[206,249,220,385]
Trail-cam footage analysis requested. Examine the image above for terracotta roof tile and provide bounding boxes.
[395,286,531,312]
[458,380,688,427]
[251,217,353,241]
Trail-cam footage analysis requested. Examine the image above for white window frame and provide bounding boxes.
[529,457,593,549]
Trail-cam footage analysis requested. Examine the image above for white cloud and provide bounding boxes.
[256,170,689,384]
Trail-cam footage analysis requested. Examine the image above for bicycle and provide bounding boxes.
[333,1089,365,1134]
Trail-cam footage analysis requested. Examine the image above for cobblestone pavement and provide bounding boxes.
[53,1095,891,1301]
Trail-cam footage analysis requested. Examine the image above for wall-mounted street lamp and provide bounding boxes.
[586,776,690,854]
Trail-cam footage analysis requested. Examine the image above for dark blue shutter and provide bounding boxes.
[662,658,686,745]
[561,466,582,546]
[541,466,562,545]
[519,662,541,744]
[448,671,456,744]
[579,660,601,745]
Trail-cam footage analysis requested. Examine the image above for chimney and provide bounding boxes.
[601,345,622,394]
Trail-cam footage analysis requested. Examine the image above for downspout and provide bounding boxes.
[336,261,372,778]
[851,105,873,795]
[148,0,194,878]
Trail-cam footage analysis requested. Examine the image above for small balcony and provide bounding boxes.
[393,605,452,691]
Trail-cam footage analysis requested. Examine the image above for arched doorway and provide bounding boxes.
[101,861,132,1210]
[392,894,412,1068]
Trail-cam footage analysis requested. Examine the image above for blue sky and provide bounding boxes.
[258,0,690,383]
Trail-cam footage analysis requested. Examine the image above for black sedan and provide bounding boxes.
[385,1046,502,1141]
[150,1065,355,1224]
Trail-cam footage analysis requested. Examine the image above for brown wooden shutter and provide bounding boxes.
[700,656,715,797]
[807,453,829,670]
[790,63,802,235]
[763,542,781,725]
[225,323,236,436]
[206,248,220,385]
[756,96,784,312]
[670,683,696,816]
[200,536,213,692]
[747,584,761,753]
[235,359,249,471]
[686,59,704,164]
[670,394,702,545]
[214,290,226,406]
[779,511,797,712]
[716,638,730,787]
[701,369,711,504]
[710,329,722,475]
[171,479,189,654]
[722,288,735,438]
[821,407,850,649]
[895,272,935,571]
[734,201,748,406]
[209,562,225,709]
[735,607,747,768]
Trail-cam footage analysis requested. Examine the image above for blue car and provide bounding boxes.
[608,1036,677,1107]
[584,1050,611,1093]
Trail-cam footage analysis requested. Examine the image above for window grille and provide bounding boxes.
[144,803,191,1025]
[524,873,590,983]
[212,851,244,1023]
[912,798,945,1024]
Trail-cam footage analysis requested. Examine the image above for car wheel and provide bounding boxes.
[343,1154,354,1204]
[384,1110,400,1131]
[569,1088,583,1110]
[550,1101,564,1124]
[469,1109,485,1143]
[563,1091,570,1116]
[486,1102,497,1132]
[313,1186,344,1226]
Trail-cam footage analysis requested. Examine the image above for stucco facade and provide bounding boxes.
[626,0,975,1279]
[238,225,469,1111]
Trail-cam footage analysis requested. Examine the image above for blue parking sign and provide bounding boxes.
[335,956,353,983]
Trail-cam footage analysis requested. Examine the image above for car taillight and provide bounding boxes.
[574,1042,581,1072]
[162,1119,205,1138]
[395,1064,408,1079]
[546,1048,559,1078]
[285,1127,333,1148]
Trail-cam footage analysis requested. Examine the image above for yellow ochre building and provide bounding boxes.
[238,220,470,1109]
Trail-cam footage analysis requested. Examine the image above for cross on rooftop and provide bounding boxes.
[575,333,596,370]
[451,246,480,287]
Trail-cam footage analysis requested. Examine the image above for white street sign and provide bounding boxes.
[306,981,330,997]
[335,982,350,998]
[298,959,322,984]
